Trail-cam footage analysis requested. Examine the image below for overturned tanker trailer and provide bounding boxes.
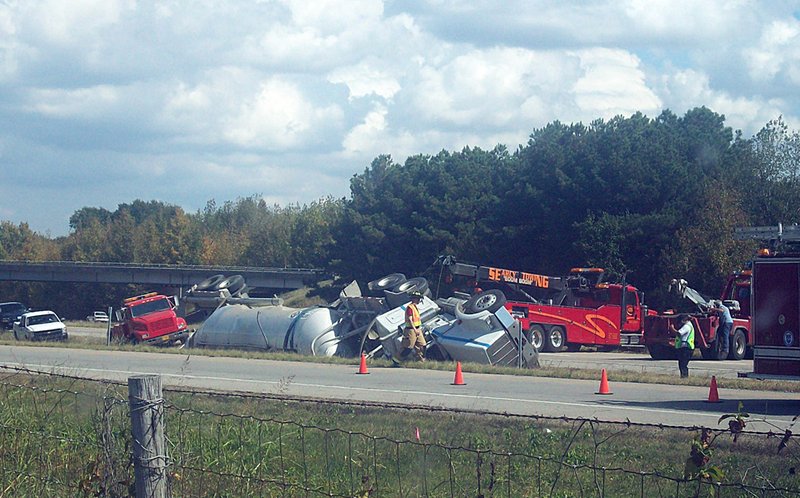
[185,273,538,367]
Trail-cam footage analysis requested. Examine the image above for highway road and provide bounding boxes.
[67,325,752,379]
[0,344,796,432]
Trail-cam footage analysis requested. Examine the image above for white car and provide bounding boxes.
[13,311,68,341]
[86,311,109,323]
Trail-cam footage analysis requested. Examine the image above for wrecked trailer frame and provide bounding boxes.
[184,275,538,368]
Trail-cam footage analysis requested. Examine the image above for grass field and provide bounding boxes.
[1,372,799,497]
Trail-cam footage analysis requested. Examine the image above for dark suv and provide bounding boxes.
[0,302,29,330]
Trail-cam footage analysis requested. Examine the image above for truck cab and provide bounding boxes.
[111,292,188,345]
[643,271,752,361]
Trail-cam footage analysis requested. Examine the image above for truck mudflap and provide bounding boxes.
[619,333,642,346]
[143,330,190,346]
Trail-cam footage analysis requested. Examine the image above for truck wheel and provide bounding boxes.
[195,274,225,291]
[545,325,566,352]
[705,338,729,361]
[527,325,545,352]
[213,275,245,295]
[368,273,406,292]
[730,329,747,360]
[393,277,429,296]
[465,289,506,314]
[647,344,676,360]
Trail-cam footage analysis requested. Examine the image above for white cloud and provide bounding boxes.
[412,47,570,127]
[744,18,800,82]
[224,77,343,150]
[571,48,662,119]
[328,60,401,101]
[25,85,121,118]
[281,0,384,34]
[661,68,788,134]
[28,0,135,45]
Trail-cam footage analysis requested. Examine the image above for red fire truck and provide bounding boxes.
[438,258,647,352]
[735,224,800,378]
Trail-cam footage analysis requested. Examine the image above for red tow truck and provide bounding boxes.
[642,272,752,361]
[735,224,800,378]
[439,258,647,352]
[110,292,189,346]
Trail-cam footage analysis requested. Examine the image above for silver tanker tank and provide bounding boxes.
[190,303,347,356]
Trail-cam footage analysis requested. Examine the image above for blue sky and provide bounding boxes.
[1,0,798,236]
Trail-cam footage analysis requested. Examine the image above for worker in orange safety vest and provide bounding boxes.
[400,291,426,361]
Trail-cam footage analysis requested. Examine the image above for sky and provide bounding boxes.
[1,1,799,237]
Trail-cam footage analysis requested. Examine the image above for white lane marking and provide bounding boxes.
[3,362,729,421]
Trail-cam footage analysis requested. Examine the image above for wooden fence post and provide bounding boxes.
[128,375,168,498]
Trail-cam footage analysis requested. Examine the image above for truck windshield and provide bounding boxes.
[130,299,171,318]
[1,303,25,314]
[28,314,59,326]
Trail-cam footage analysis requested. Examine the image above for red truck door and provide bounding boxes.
[753,258,800,376]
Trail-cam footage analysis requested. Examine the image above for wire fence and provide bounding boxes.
[1,366,799,497]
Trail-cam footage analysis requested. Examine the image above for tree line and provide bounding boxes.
[2,107,799,316]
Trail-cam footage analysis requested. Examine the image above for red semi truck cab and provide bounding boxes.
[111,292,189,345]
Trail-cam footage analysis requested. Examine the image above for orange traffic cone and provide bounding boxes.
[596,368,612,395]
[706,375,722,403]
[452,362,465,385]
[357,353,369,375]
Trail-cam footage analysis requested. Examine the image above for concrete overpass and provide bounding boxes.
[0,260,327,290]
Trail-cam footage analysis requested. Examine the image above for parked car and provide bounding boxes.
[13,311,68,341]
[0,301,29,330]
[86,311,109,323]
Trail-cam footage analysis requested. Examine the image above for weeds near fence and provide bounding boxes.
[1,367,799,497]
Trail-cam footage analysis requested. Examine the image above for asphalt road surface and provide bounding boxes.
[0,344,795,432]
[66,325,752,379]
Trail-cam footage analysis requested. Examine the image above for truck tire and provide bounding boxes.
[213,275,245,295]
[647,344,676,360]
[464,289,506,314]
[527,325,545,352]
[368,273,407,292]
[545,325,566,352]
[393,277,429,296]
[730,329,747,360]
[195,274,225,291]
[702,338,728,361]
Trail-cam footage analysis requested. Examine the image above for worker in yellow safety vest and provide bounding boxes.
[400,291,426,361]
[669,314,695,378]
